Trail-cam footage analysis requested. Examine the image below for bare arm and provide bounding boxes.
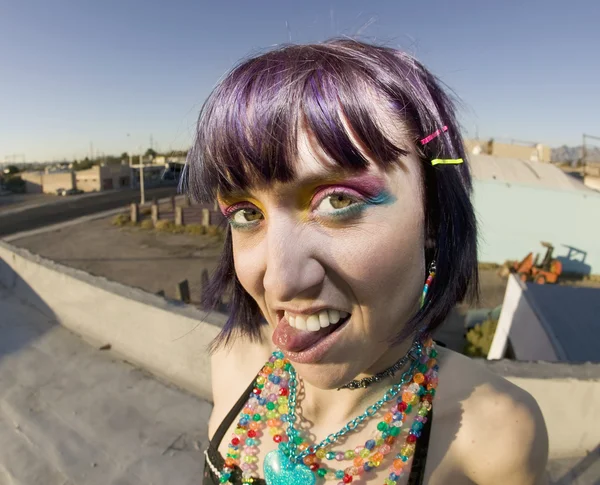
[461,382,549,485]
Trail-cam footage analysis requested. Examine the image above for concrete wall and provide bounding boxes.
[101,164,132,190]
[584,175,600,191]
[464,139,550,162]
[20,171,44,194]
[488,274,559,361]
[0,241,226,401]
[486,360,600,458]
[75,166,102,192]
[490,142,551,162]
[473,179,600,273]
[42,171,75,194]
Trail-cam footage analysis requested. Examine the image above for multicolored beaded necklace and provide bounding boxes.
[208,336,438,485]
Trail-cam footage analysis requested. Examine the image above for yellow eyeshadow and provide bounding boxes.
[218,195,266,214]
[294,177,344,210]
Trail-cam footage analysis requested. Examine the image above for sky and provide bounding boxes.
[1,0,599,163]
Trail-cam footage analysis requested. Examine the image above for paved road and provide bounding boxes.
[0,282,211,485]
[0,186,178,238]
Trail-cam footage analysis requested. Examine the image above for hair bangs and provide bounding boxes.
[183,44,412,203]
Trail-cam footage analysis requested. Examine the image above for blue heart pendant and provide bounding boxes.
[263,449,316,485]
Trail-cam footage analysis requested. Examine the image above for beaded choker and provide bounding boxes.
[206,337,439,485]
[337,339,422,390]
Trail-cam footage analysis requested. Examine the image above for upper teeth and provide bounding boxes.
[285,310,349,332]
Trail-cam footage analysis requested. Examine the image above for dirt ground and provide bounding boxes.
[13,216,224,305]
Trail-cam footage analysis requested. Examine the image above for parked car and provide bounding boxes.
[57,188,83,196]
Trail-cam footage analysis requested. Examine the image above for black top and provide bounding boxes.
[204,378,433,485]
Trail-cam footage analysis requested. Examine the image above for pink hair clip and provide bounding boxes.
[420,126,448,145]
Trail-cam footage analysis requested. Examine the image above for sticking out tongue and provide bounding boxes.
[272,317,340,353]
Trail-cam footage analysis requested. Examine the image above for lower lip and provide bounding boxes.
[282,316,350,364]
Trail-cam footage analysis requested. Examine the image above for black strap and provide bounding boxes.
[407,408,433,484]
[211,378,257,449]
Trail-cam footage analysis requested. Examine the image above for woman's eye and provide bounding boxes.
[316,193,357,212]
[231,208,263,224]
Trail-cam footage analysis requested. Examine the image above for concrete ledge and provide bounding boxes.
[484,359,600,459]
[0,241,226,401]
[484,359,600,380]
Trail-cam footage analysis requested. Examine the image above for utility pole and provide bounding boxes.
[139,151,145,204]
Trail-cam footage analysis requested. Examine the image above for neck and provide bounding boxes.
[296,336,417,427]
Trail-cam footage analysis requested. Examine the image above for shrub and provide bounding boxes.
[112,213,131,226]
[140,219,154,230]
[464,318,498,358]
[184,224,206,235]
[155,220,175,232]
[206,225,224,237]
[5,176,25,193]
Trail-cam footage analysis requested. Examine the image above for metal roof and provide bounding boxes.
[469,154,596,193]
[526,284,600,362]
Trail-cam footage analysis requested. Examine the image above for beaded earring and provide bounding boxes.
[420,261,436,307]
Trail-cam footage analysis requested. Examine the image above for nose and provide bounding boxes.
[262,219,325,304]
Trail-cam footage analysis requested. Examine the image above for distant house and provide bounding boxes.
[465,139,551,163]
[489,275,600,362]
[75,164,131,192]
[20,170,75,194]
[20,164,131,194]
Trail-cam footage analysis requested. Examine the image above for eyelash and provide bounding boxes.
[223,188,370,229]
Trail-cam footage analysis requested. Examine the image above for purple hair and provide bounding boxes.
[182,39,478,350]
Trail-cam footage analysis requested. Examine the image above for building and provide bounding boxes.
[75,164,131,192]
[20,170,76,194]
[489,274,600,362]
[465,139,551,163]
[20,164,131,194]
[469,153,600,274]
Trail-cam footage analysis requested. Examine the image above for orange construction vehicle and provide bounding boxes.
[512,242,562,284]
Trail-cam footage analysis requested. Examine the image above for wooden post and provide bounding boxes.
[130,203,139,224]
[200,269,209,309]
[175,206,184,226]
[201,208,210,227]
[151,202,159,225]
[176,280,191,303]
[184,195,191,207]
[170,196,176,212]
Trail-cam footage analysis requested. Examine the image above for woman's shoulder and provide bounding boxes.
[434,348,549,485]
[208,328,274,440]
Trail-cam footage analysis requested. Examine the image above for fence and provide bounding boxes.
[129,196,226,228]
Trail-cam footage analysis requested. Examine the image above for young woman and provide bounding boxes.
[184,39,548,485]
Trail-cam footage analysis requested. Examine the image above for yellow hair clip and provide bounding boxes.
[431,158,464,166]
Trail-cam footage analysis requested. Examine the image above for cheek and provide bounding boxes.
[231,235,263,300]
[328,202,426,320]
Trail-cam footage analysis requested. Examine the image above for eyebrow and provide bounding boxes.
[219,167,362,199]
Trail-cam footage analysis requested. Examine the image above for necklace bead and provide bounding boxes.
[214,338,439,484]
